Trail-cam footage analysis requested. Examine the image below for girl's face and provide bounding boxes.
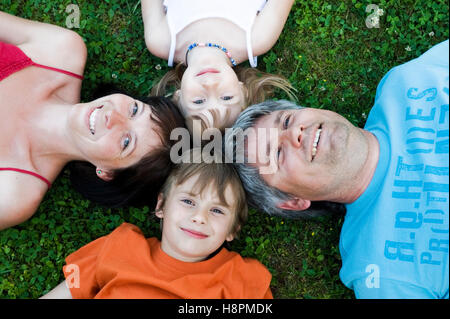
[178,63,246,131]
[155,174,237,262]
[68,94,162,172]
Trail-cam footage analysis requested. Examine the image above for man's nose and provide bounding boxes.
[281,125,304,148]
[106,109,126,129]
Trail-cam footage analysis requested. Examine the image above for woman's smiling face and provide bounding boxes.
[68,93,162,171]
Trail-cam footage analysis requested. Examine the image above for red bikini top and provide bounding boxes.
[0,41,84,189]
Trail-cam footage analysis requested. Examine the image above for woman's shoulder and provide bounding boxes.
[0,172,47,230]
[19,28,87,80]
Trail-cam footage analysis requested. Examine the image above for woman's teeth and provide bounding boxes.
[89,108,101,135]
[312,129,322,158]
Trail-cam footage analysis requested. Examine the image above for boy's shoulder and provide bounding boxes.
[218,249,272,280]
[101,222,158,254]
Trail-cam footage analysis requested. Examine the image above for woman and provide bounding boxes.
[142,0,296,134]
[0,11,186,230]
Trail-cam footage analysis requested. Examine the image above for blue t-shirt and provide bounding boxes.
[339,40,449,299]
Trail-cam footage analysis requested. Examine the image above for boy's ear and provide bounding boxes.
[225,232,235,242]
[277,197,311,211]
[155,193,165,218]
[96,167,114,182]
[226,225,240,242]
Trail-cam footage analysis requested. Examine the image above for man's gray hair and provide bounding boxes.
[224,100,346,219]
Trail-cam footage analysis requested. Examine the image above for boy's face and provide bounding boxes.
[156,174,237,262]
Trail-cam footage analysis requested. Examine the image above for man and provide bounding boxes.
[225,40,449,298]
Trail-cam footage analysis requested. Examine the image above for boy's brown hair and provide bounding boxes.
[157,150,248,239]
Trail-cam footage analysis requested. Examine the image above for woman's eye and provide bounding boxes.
[193,99,205,105]
[283,115,291,129]
[222,96,233,101]
[277,147,281,160]
[122,136,131,150]
[132,102,139,116]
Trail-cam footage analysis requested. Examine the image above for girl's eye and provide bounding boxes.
[283,115,291,129]
[131,102,139,116]
[122,136,131,150]
[193,99,205,105]
[222,96,233,101]
[211,208,224,215]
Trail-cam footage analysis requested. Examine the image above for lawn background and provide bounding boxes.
[0,0,448,299]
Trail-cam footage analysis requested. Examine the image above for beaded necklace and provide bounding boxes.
[185,42,237,67]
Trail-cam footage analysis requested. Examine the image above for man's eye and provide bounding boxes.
[132,102,139,116]
[283,115,291,129]
[222,96,233,101]
[122,136,131,150]
[193,99,205,105]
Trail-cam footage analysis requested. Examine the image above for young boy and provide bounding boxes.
[41,155,273,299]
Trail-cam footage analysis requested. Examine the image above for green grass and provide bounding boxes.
[0,0,448,299]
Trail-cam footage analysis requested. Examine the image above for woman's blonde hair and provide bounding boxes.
[150,64,297,107]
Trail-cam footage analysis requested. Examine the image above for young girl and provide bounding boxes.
[41,152,273,298]
[142,0,296,134]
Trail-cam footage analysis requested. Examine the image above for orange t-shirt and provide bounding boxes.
[63,223,273,299]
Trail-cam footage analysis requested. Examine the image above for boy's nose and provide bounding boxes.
[191,209,207,224]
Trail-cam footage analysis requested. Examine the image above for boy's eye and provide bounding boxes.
[222,96,233,101]
[211,208,224,215]
[131,102,139,116]
[181,199,194,206]
[122,135,131,150]
[193,99,205,105]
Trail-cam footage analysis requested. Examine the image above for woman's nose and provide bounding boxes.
[106,109,126,129]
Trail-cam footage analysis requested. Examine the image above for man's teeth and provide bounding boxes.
[312,129,322,158]
[89,108,100,135]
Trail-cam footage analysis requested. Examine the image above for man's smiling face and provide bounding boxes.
[245,107,369,202]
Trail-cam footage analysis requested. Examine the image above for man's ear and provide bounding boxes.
[96,167,114,182]
[277,197,311,211]
[155,193,165,218]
